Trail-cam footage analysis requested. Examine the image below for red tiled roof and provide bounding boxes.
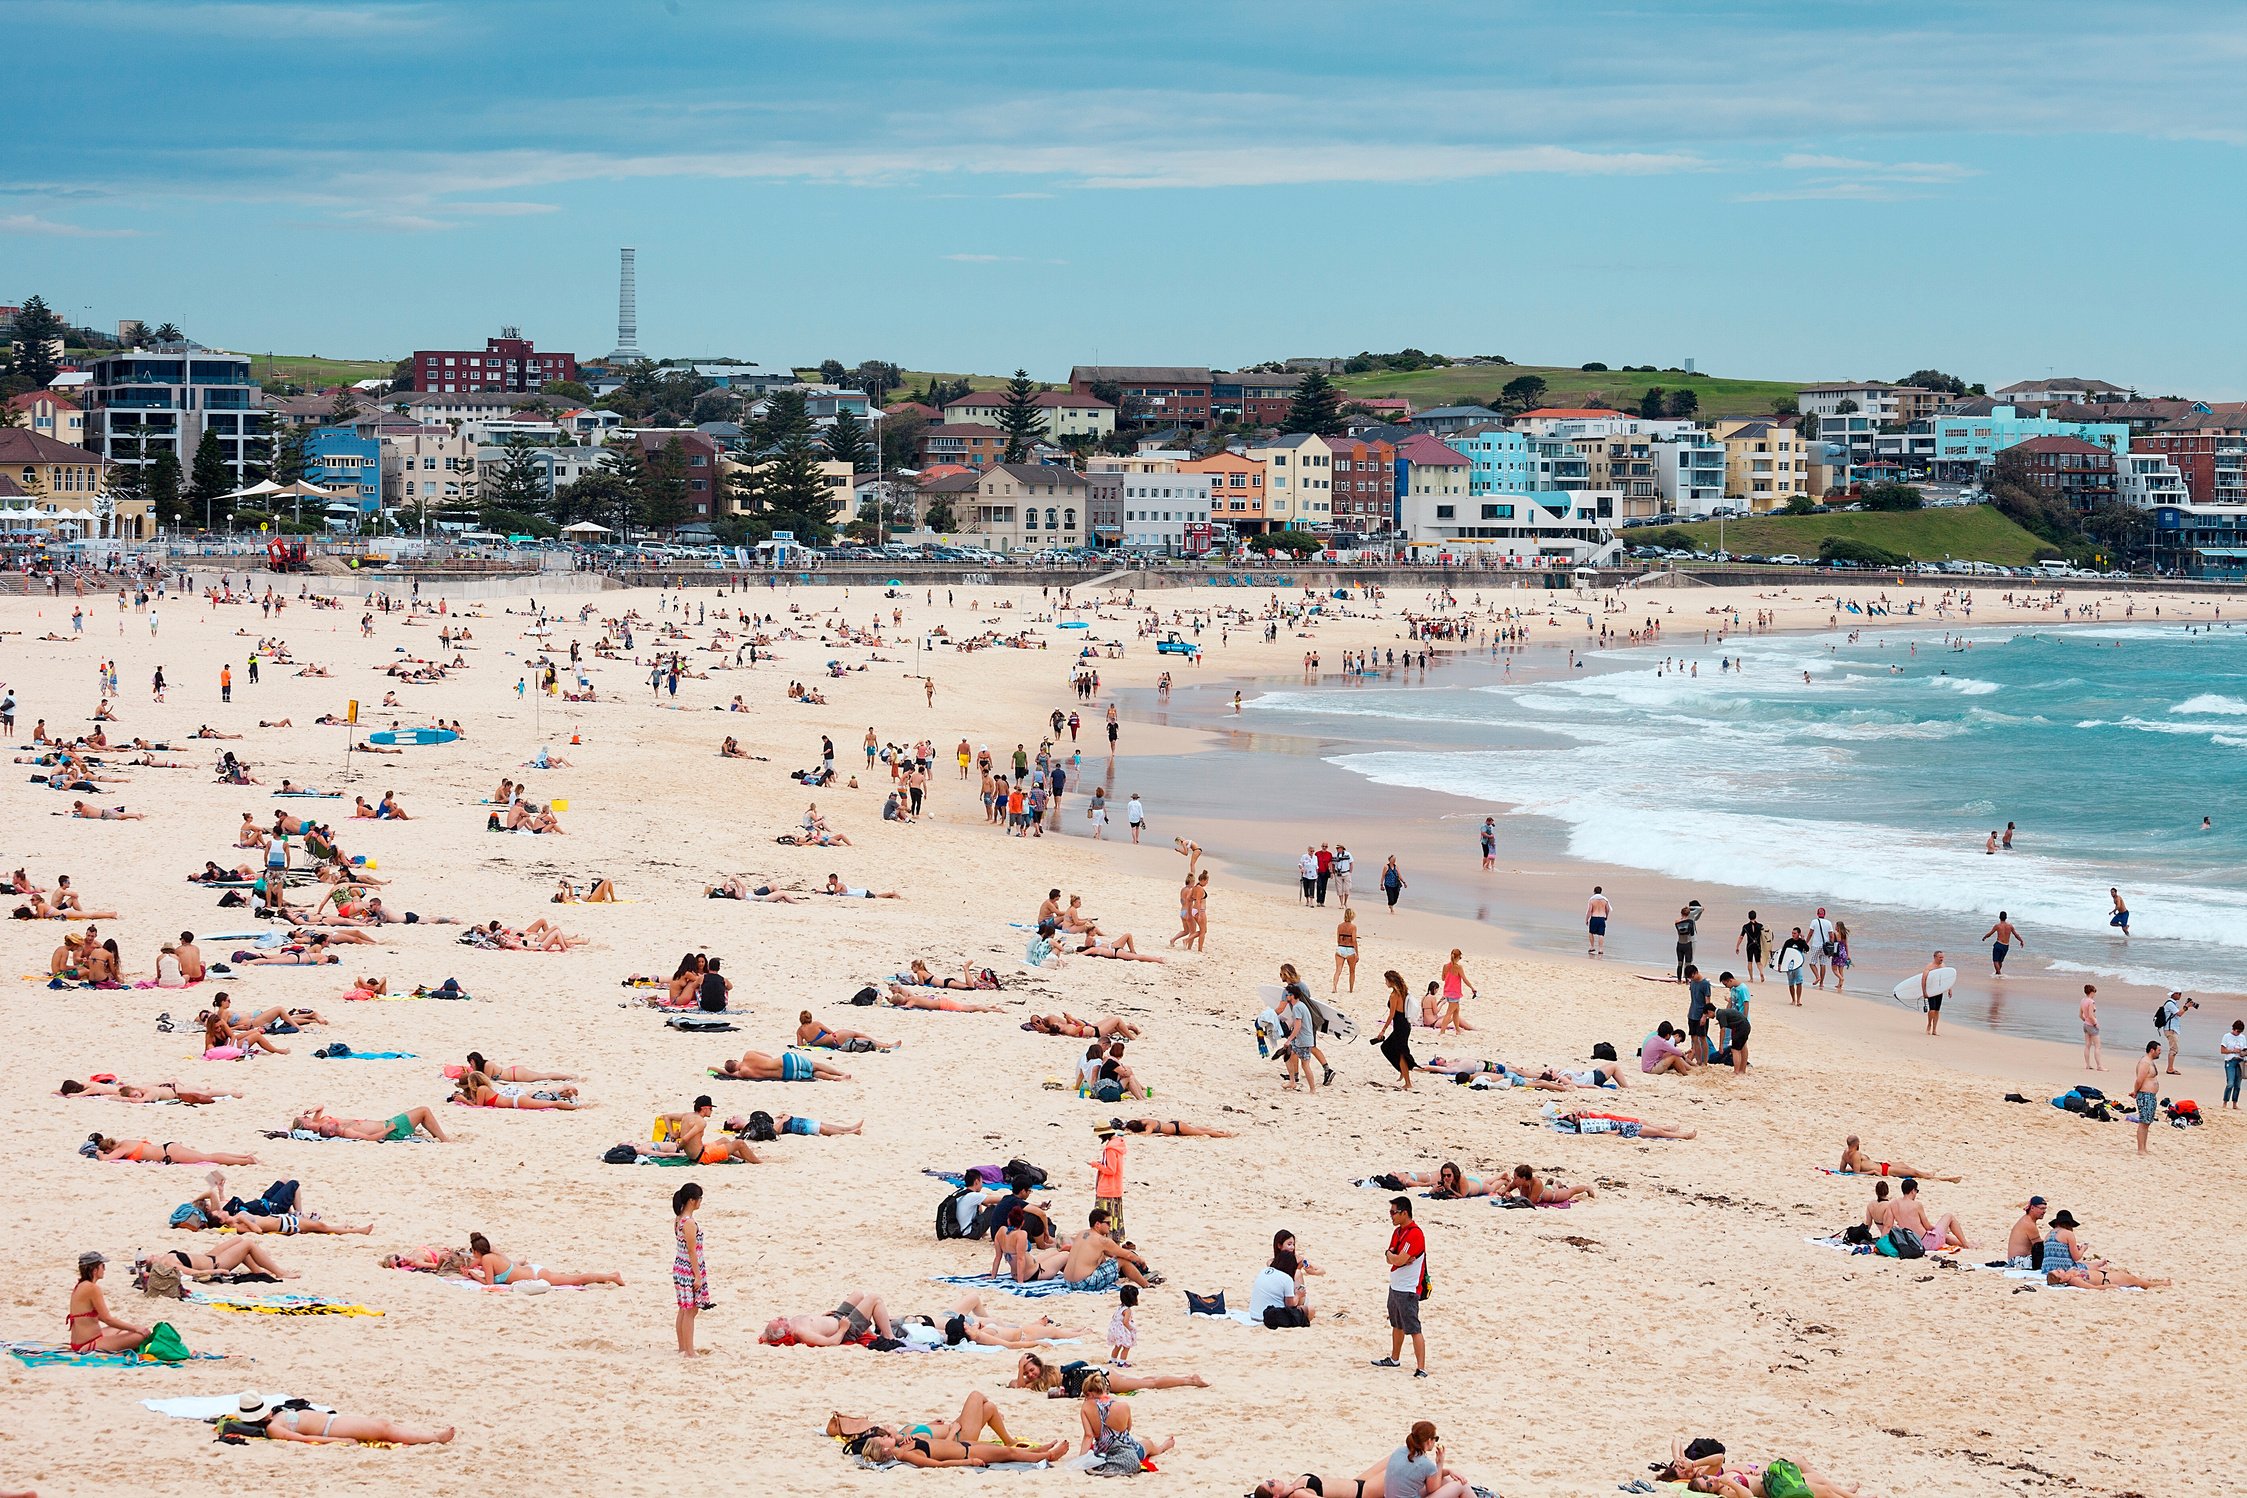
[1397,433,1469,465]
[0,429,103,464]
[6,390,78,412]
[2003,435,2111,456]
[922,423,1005,437]
[1516,407,1629,419]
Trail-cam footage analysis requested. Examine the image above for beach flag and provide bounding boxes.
[346,700,359,725]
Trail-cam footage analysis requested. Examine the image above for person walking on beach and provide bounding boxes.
[2081,985,2104,1071]
[2131,1042,2160,1155]
[1585,886,1608,958]
[1478,818,1497,871]
[2156,992,2196,1075]
[1435,950,1475,1033]
[1126,793,1146,845]
[1297,848,1318,905]
[1332,845,1353,907]
[1672,906,1697,983]
[1314,843,1333,905]
[1373,1197,1428,1378]
[1734,910,1767,983]
[1373,969,1415,1089]
[1806,908,1836,988]
[1982,912,2023,977]
[1105,704,1119,758]
[1333,909,1359,993]
[1381,856,1405,912]
[673,1181,710,1355]
[2109,888,2130,939]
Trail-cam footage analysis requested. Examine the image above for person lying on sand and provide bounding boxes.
[378,1243,477,1275]
[68,800,144,820]
[60,1078,239,1104]
[796,1011,898,1051]
[1838,1135,1961,1182]
[1522,1060,1628,1091]
[1551,1111,1695,1140]
[553,878,617,903]
[715,1049,851,1082]
[760,1289,896,1346]
[460,1052,576,1083]
[291,1106,451,1143]
[822,874,900,899]
[856,1428,1070,1469]
[1075,933,1166,963]
[828,1390,1026,1451]
[1656,1437,1872,1498]
[1011,1351,1208,1398]
[86,1135,258,1166]
[1024,1013,1140,1040]
[704,875,802,902]
[895,959,995,991]
[465,1232,621,1287]
[220,1392,453,1446]
[887,985,1003,1012]
[933,1290,1094,1349]
[452,1071,583,1109]
[1502,1164,1595,1204]
[737,1110,862,1139]
[1118,1117,1232,1137]
[1387,1162,1496,1198]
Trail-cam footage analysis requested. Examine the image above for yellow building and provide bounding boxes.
[1713,418,1809,511]
[7,391,87,446]
[943,390,1116,442]
[0,428,151,536]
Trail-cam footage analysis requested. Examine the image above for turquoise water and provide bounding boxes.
[1259,622,2247,997]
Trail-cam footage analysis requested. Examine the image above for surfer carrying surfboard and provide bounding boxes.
[1911,951,1950,1036]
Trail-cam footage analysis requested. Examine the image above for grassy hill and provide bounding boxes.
[1663,507,2054,566]
[1336,363,1806,418]
[244,354,398,388]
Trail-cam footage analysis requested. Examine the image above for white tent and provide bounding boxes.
[561,520,611,534]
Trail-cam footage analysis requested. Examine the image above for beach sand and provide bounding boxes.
[2,572,2239,1497]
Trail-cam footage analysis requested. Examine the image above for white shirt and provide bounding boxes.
[1249,1266,1296,1321]
[2221,1030,2247,1060]
[1298,854,1317,879]
[1807,918,1835,948]
[1126,798,1144,823]
[1333,852,1352,875]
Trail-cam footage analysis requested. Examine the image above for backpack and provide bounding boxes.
[1591,1041,1618,1062]
[2155,1002,2174,1029]
[142,1321,191,1362]
[1002,1157,1047,1188]
[1763,1459,1812,1498]
[141,1258,186,1299]
[601,1144,637,1164]
[849,986,880,1007]
[1881,1228,1926,1260]
[935,1186,974,1240]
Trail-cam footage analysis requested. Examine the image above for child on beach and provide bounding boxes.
[1109,1283,1138,1366]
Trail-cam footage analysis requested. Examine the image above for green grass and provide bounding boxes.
[243,354,398,388]
[1662,507,2054,565]
[1335,363,1809,418]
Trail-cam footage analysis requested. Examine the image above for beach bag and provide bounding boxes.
[2075,1084,2104,1100]
[601,1144,636,1164]
[1763,1459,1812,1498]
[142,1321,190,1362]
[1002,1157,1047,1188]
[1184,1291,1226,1317]
[1882,1228,1926,1260]
[1591,1042,1618,1062]
[141,1258,186,1299]
[849,986,880,1006]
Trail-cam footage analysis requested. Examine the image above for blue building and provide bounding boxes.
[1442,428,1541,495]
[306,426,383,522]
[1931,404,2131,480]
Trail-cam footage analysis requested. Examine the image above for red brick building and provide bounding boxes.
[1212,370,1303,427]
[918,423,1009,471]
[1322,433,1397,536]
[625,429,723,519]
[2133,417,2247,508]
[411,333,578,394]
[1068,366,1213,429]
[2000,435,2118,511]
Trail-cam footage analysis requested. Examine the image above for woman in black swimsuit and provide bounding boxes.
[1371,969,1417,1090]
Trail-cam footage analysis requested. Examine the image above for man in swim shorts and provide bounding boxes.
[1981,912,2022,977]
[1584,886,1609,957]
[1058,1210,1151,1290]
[717,1050,850,1083]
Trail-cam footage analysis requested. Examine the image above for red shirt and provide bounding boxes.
[1316,850,1333,875]
[1386,1222,1427,1293]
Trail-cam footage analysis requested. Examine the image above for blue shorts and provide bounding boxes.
[1587,917,1608,936]
[1067,1257,1121,1292]
[2111,911,2130,929]
[2136,1091,2157,1124]
[781,1052,813,1082]
[784,1115,818,1135]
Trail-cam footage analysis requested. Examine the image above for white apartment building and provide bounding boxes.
[474,444,605,503]
[1398,488,1618,565]
[2119,451,2191,510]
[1116,470,1212,554]
[381,429,479,510]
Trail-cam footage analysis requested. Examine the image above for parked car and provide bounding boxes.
[1770,553,1803,565]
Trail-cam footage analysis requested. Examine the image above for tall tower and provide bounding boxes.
[609,247,643,361]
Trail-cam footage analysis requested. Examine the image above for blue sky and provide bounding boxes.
[6,0,2245,392]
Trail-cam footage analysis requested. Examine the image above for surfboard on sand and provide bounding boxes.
[367,728,460,746]
[1893,966,1957,1008]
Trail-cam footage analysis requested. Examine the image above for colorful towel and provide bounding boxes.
[5,1340,223,1369]
[313,1049,417,1060]
[189,1290,383,1317]
[933,1273,1112,1299]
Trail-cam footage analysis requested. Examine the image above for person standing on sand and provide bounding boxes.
[2081,985,2104,1071]
[2156,992,2195,1075]
[1982,912,2023,977]
[1372,1197,1428,1378]
[1297,847,1317,905]
[2131,1042,2160,1156]
[1806,907,1836,988]
[1672,906,1697,983]
[1734,909,1768,983]
[1126,793,1145,844]
[1479,817,1497,871]
[1585,886,1609,957]
[1379,856,1405,912]
[2218,1019,2245,1110]
[1373,969,1415,1089]
[1314,843,1333,905]
[1333,908,1359,993]
[1916,950,1947,1036]
[673,1181,710,1355]
[1332,845,1353,907]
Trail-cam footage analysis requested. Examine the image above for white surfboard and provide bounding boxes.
[1892,966,1957,1007]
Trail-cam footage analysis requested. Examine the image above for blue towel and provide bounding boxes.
[933,1273,1105,1298]
[315,1049,416,1060]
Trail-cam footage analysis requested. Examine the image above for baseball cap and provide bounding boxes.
[2027,1195,2046,1207]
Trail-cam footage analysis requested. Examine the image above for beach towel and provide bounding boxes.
[922,1169,1051,1191]
[933,1273,1111,1299]
[313,1047,417,1059]
[145,1393,326,1420]
[189,1289,383,1317]
[6,1340,223,1369]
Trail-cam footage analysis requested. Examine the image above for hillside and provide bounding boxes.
[1664,506,2054,566]
[1336,363,1806,418]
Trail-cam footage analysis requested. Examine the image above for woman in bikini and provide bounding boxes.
[66,1252,151,1354]
[828,1389,1024,1452]
[464,1231,622,1287]
[1079,1370,1176,1470]
[1386,1162,1493,1198]
[60,1078,240,1104]
[667,952,706,1007]
[451,1071,584,1109]
[1024,1013,1140,1041]
[795,1011,897,1051]
[463,1052,577,1083]
[1077,933,1166,963]
[1119,1118,1234,1138]
[1332,909,1359,993]
[887,986,1003,1013]
[1013,1351,1209,1398]
[1503,1163,1595,1204]
[379,1243,478,1275]
[90,1135,257,1166]
[856,1429,1069,1469]
[223,1393,453,1446]
[148,1238,298,1280]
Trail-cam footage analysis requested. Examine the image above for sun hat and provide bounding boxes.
[236,1390,274,1416]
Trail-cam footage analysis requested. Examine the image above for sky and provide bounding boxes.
[5,0,2245,393]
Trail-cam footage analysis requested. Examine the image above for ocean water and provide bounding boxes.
[1256,623,2247,996]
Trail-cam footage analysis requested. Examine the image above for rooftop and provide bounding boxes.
[1068,366,1214,385]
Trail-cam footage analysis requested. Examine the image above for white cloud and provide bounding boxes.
[0,214,136,238]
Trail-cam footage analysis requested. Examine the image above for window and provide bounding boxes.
[1065,508,1077,529]
[1024,510,1039,530]
[1435,505,1455,519]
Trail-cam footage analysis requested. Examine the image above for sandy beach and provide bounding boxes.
[4,571,2241,1498]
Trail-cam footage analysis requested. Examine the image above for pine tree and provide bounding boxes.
[8,295,66,389]
[1282,371,1343,436]
[147,450,184,528]
[331,387,362,424]
[600,442,652,537]
[997,368,1043,462]
[824,407,872,472]
[745,388,837,542]
[486,438,548,516]
[188,429,233,524]
[639,437,691,532]
[1638,386,1668,420]
[270,426,311,485]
